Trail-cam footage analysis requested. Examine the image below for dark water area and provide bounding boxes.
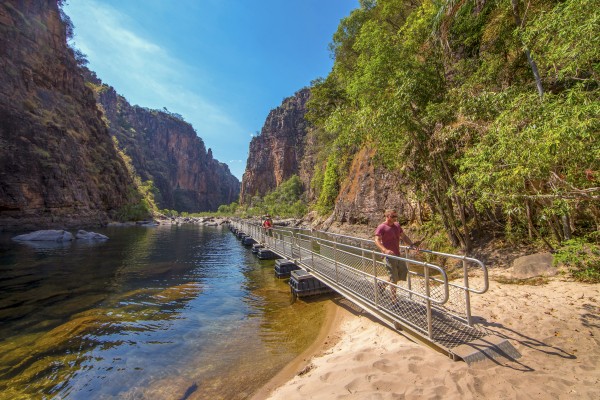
[0,225,327,399]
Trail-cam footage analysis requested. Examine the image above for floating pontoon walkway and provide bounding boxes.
[231,220,520,364]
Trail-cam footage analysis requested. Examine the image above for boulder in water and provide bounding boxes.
[76,230,109,240]
[137,220,159,227]
[12,230,73,242]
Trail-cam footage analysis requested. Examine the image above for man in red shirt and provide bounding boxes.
[374,209,418,287]
[262,215,273,236]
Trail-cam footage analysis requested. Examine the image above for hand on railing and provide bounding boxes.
[408,244,420,253]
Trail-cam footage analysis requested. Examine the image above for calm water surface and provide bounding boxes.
[0,225,328,399]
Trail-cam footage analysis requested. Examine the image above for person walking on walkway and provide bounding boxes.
[374,209,418,298]
[262,215,273,236]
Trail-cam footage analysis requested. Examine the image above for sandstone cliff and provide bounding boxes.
[87,75,240,212]
[240,89,310,204]
[326,146,418,228]
[0,0,136,230]
[240,87,414,226]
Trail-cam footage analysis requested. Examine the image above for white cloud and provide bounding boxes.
[65,0,245,141]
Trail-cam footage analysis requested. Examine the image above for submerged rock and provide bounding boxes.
[138,221,159,227]
[76,230,108,240]
[12,230,73,242]
[107,221,137,227]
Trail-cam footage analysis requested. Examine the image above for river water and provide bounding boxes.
[0,224,328,399]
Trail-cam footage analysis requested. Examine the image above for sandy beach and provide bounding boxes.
[253,276,600,400]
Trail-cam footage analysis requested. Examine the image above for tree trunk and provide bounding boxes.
[431,190,460,247]
[471,204,482,235]
[561,213,572,240]
[526,200,534,239]
[455,194,472,252]
[444,194,467,249]
[531,219,555,252]
[547,217,563,243]
[511,0,544,99]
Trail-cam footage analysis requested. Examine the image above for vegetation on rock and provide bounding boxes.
[222,175,307,218]
[302,0,599,281]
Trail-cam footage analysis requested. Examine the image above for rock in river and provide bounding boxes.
[12,230,74,242]
[76,230,109,240]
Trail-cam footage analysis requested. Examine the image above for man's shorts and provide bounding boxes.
[385,257,408,282]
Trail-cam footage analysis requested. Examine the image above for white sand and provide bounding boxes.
[258,278,600,400]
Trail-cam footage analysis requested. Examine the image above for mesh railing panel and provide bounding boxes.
[232,221,487,349]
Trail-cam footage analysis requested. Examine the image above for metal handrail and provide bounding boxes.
[410,249,489,294]
[295,232,450,304]
[253,221,488,295]
[231,219,490,336]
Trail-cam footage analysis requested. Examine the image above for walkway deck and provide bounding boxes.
[232,221,520,364]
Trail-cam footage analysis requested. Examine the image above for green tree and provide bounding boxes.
[306,0,599,262]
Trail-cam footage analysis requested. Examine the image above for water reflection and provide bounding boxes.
[0,225,327,399]
[11,240,73,252]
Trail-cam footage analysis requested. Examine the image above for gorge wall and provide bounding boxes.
[240,88,310,204]
[0,0,136,230]
[327,146,416,227]
[88,75,240,212]
[240,88,414,226]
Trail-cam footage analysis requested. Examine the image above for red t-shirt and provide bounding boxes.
[374,222,403,256]
[263,220,272,229]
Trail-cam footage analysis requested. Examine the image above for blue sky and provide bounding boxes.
[64,0,358,180]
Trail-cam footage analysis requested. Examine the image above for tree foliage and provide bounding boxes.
[218,176,307,218]
[112,137,158,221]
[306,0,599,279]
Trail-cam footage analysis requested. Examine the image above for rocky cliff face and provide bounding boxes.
[240,89,310,203]
[240,86,414,227]
[0,0,136,230]
[326,146,417,228]
[88,76,240,212]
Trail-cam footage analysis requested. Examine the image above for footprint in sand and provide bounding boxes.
[319,372,333,382]
[373,359,396,373]
[344,377,364,393]
[408,363,420,374]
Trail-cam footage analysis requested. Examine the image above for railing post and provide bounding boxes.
[293,231,299,261]
[463,258,472,326]
[292,231,296,259]
[425,264,433,339]
[407,265,412,300]
[269,228,273,248]
[334,237,339,283]
[373,251,378,305]
[361,241,365,269]
[311,231,315,269]
[282,231,286,256]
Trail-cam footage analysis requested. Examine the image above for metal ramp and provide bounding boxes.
[231,221,520,364]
